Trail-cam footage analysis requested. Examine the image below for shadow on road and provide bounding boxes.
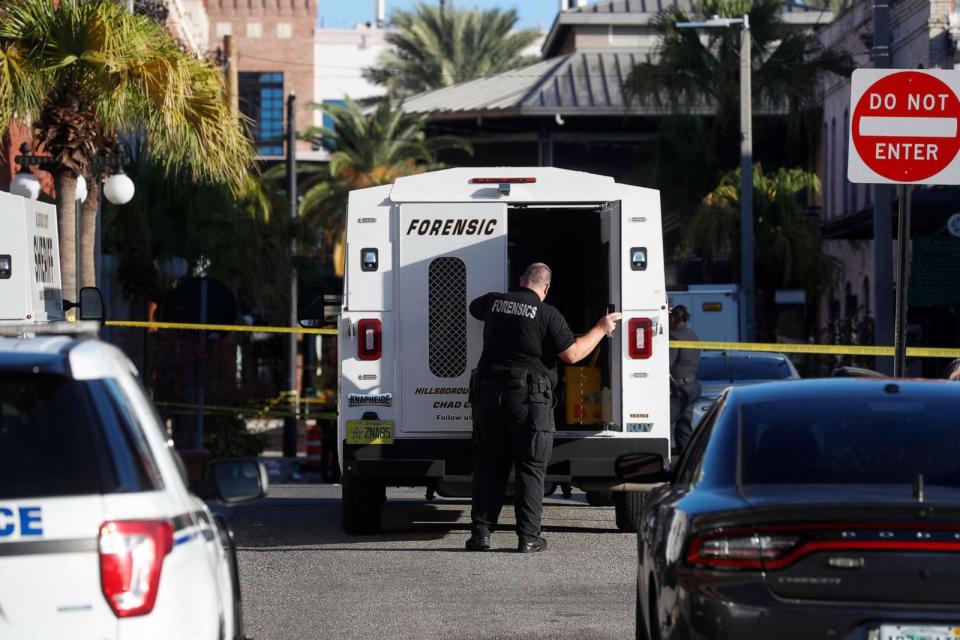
[228,487,618,549]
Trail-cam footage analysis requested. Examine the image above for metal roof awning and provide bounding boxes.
[401,50,717,119]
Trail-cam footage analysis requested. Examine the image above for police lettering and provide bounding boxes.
[0,506,43,537]
[405,218,497,236]
[491,298,538,319]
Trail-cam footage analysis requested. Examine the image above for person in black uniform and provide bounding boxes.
[465,263,622,553]
[668,304,701,451]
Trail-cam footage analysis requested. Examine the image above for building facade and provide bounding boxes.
[816,0,959,366]
[206,0,318,157]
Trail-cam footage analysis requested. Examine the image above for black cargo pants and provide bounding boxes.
[670,379,702,451]
[470,368,554,543]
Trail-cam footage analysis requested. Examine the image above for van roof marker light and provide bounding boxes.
[469,177,537,184]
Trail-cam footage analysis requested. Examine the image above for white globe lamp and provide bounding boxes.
[103,172,135,205]
[10,171,41,200]
[75,175,88,203]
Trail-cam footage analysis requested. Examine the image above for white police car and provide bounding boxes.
[0,332,266,639]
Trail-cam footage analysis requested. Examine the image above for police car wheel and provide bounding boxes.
[585,490,615,507]
[342,474,383,535]
[614,491,644,533]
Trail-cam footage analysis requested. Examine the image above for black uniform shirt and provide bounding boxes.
[470,287,575,388]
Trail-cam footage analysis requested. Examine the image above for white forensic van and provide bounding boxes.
[338,168,670,533]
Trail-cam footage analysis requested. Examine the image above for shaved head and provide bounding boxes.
[521,263,552,287]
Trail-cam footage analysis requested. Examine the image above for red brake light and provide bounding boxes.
[627,317,653,359]
[99,520,173,617]
[687,530,798,569]
[469,177,536,184]
[357,319,382,361]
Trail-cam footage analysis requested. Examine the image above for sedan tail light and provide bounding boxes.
[687,522,960,571]
[628,317,653,359]
[357,319,382,361]
[99,520,173,617]
[687,531,798,569]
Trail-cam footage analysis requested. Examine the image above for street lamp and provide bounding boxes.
[103,171,135,205]
[677,14,755,342]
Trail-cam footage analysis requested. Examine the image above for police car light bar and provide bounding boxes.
[469,177,537,184]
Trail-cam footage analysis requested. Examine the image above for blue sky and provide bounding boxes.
[317,1,562,30]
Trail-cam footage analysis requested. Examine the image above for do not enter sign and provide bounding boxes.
[848,69,960,184]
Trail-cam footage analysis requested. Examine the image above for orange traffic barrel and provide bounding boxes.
[305,420,323,469]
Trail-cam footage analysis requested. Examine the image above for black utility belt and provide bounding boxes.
[473,367,551,391]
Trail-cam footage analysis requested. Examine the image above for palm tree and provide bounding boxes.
[625,0,851,168]
[682,165,838,328]
[364,2,540,96]
[0,0,252,300]
[268,98,469,275]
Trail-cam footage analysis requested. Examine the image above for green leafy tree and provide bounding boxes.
[682,165,838,332]
[0,0,252,299]
[364,2,540,96]
[266,98,469,274]
[625,0,851,169]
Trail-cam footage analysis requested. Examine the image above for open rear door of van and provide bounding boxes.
[397,203,507,435]
[616,186,671,456]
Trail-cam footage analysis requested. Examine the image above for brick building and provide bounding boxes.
[206,0,318,157]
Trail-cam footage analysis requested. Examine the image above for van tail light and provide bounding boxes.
[357,319,382,361]
[627,317,653,359]
[469,177,536,184]
[687,530,798,570]
[99,520,173,617]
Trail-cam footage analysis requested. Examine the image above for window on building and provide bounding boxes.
[831,117,838,217]
[216,21,232,37]
[247,21,262,38]
[316,99,347,151]
[239,72,284,156]
[823,122,831,217]
[277,22,293,38]
[843,110,851,214]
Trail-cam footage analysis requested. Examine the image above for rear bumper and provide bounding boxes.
[672,575,960,640]
[342,435,669,484]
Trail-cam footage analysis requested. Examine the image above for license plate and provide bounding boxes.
[346,420,394,445]
[879,625,960,640]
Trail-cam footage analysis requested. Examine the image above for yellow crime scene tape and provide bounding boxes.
[104,320,338,336]
[101,320,960,418]
[671,340,960,359]
[104,319,960,359]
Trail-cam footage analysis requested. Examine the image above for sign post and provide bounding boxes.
[848,69,960,376]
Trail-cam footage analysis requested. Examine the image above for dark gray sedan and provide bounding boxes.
[621,379,960,640]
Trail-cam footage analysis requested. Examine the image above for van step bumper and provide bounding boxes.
[342,436,669,483]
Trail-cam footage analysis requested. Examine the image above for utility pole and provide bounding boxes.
[739,15,754,343]
[224,35,239,119]
[283,93,299,459]
[872,0,894,372]
[676,15,754,341]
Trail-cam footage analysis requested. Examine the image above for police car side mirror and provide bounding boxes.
[614,453,670,484]
[208,458,269,504]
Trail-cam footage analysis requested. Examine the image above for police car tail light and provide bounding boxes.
[357,319,382,361]
[687,530,798,570]
[627,318,653,359]
[99,520,173,617]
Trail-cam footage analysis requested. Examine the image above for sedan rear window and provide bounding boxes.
[0,374,159,499]
[698,355,794,382]
[740,397,960,487]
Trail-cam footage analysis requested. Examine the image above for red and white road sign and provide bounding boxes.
[848,69,960,184]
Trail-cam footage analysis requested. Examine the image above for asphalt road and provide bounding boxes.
[230,485,637,640]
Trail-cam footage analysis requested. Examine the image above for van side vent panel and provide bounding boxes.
[428,257,467,378]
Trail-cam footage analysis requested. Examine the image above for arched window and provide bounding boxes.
[843,110,851,214]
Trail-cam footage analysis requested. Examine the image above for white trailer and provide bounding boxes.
[337,168,670,533]
[0,190,64,325]
[667,284,740,343]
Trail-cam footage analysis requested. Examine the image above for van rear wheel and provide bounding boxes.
[614,491,644,533]
[342,474,383,535]
[585,490,615,506]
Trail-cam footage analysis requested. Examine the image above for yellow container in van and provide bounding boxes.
[564,366,602,425]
